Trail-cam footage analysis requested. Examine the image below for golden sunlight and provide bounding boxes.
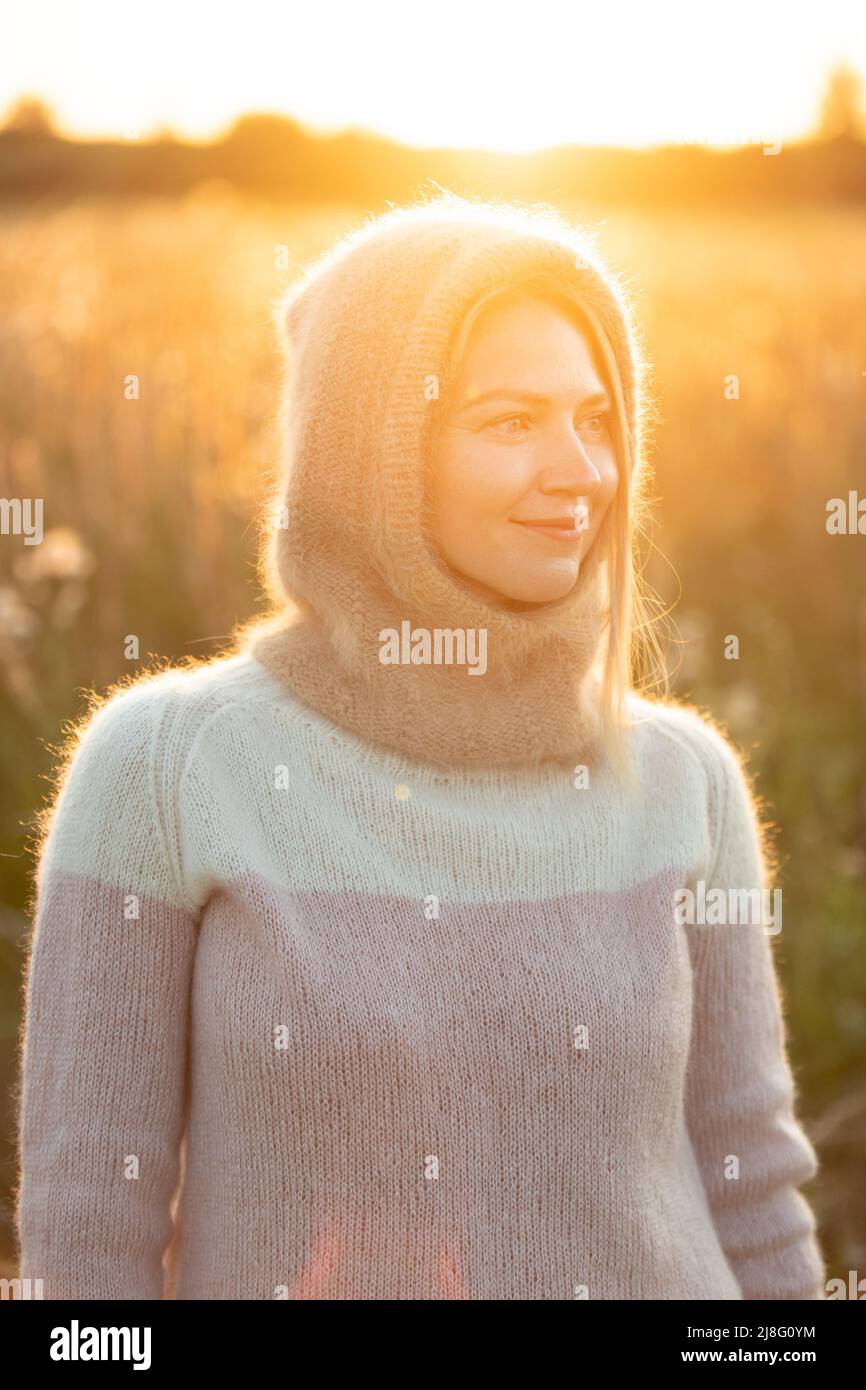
[4,0,865,151]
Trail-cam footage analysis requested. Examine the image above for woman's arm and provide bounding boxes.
[15,679,200,1299]
[682,725,826,1301]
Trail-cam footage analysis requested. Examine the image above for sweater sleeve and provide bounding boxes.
[15,680,201,1300]
[682,725,826,1301]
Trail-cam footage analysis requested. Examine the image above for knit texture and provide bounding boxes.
[16,652,826,1300]
[244,195,645,771]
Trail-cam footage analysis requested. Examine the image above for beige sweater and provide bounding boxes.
[15,653,826,1299]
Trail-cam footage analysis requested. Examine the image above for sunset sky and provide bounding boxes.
[5,0,866,152]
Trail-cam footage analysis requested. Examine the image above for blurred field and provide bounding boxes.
[0,191,864,1280]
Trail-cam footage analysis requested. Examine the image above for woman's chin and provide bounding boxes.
[443,554,585,608]
[496,561,584,606]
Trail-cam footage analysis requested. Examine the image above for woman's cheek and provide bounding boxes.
[596,453,620,530]
[464,439,536,501]
[600,442,619,491]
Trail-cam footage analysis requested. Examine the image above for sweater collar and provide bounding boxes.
[247,526,609,774]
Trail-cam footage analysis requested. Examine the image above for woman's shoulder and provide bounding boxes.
[71,649,289,754]
[624,689,758,803]
[37,652,292,901]
[43,652,293,841]
[623,691,769,881]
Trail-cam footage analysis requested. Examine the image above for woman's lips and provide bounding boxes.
[511,519,586,543]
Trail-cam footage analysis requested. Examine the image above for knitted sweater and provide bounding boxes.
[16,650,826,1300]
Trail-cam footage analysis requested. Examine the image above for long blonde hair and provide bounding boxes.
[429,272,669,788]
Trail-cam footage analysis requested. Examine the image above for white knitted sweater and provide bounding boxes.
[16,652,826,1300]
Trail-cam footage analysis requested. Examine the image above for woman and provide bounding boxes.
[16,192,826,1300]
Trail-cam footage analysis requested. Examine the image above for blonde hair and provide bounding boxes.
[428,273,669,789]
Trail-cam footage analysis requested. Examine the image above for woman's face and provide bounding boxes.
[427,294,619,606]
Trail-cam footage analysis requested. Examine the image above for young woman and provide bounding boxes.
[16,193,826,1300]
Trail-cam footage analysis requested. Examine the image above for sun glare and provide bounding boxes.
[3,0,865,151]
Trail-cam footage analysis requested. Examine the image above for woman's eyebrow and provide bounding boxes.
[454,387,612,411]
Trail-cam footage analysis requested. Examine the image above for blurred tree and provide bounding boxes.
[1,95,57,134]
[818,63,866,140]
[150,123,180,142]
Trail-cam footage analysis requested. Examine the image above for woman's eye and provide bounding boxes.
[484,411,608,438]
[488,413,531,435]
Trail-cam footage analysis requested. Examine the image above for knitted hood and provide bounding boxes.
[243,195,642,772]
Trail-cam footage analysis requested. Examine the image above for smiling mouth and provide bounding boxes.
[511,517,587,543]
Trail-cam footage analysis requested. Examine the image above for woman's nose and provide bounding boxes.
[537,438,603,497]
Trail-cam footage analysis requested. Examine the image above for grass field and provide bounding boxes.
[1,190,864,1279]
